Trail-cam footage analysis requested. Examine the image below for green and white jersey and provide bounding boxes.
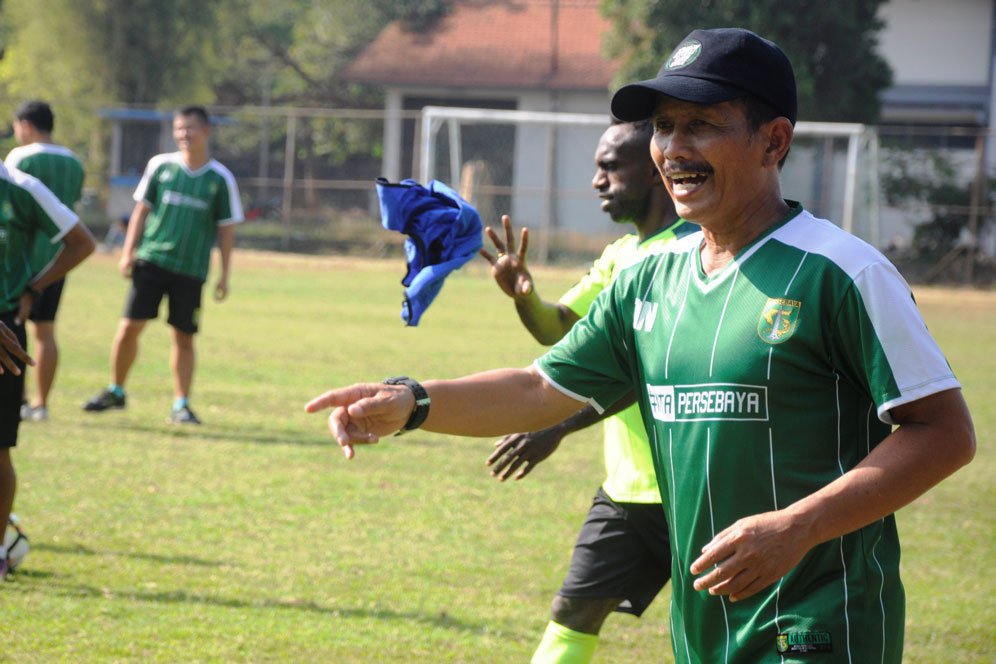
[133,152,243,281]
[536,204,959,663]
[5,143,84,274]
[0,162,79,311]
[558,219,696,503]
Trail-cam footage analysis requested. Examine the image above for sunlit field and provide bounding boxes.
[2,251,992,662]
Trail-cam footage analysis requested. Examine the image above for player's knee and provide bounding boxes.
[549,595,617,634]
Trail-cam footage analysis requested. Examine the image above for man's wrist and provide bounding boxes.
[24,283,42,299]
[383,376,431,432]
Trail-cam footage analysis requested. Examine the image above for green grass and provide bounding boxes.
[1,252,993,662]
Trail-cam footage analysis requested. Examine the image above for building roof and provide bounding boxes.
[345,0,618,92]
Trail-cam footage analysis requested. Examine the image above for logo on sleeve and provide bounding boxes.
[633,298,659,332]
[758,297,801,344]
[776,631,832,654]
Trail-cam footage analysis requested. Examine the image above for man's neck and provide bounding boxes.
[633,191,676,241]
[699,195,791,276]
[182,149,210,170]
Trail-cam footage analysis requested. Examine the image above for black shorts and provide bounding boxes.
[28,278,65,323]
[0,311,27,448]
[558,486,672,617]
[125,260,203,334]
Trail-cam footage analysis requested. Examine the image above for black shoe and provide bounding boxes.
[83,389,126,412]
[168,405,201,425]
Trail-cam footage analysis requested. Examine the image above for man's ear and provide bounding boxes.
[762,117,793,168]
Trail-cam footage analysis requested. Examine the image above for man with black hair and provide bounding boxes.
[83,106,243,425]
[480,119,693,663]
[6,100,86,421]
[306,29,975,662]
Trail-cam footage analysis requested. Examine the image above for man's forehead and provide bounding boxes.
[652,95,736,117]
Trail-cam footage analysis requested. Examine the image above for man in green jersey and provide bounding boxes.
[0,159,94,578]
[6,101,86,422]
[83,106,243,425]
[305,29,975,663]
[479,120,691,663]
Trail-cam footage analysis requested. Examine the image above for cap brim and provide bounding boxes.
[611,75,748,121]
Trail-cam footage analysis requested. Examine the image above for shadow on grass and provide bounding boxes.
[4,578,499,636]
[33,541,223,567]
[81,418,330,448]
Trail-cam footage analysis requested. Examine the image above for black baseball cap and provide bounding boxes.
[611,28,797,125]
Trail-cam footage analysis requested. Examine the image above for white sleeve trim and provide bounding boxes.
[532,361,606,414]
[877,376,961,425]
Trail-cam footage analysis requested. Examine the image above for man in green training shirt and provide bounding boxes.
[6,100,86,422]
[479,120,692,663]
[83,106,243,425]
[0,158,94,578]
[305,29,976,663]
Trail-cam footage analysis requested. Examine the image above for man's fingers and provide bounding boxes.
[305,389,352,413]
[501,215,516,254]
[498,455,527,482]
[516,277,533,297]
[485,226,507,256]
[479,247,497,265]
[518,227,529,260]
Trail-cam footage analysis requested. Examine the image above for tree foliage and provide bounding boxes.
[600,0,894,123]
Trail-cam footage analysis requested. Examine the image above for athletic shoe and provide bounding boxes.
[24,406,49,422]
[168,405,201,425]
[19,402,30,420]
[83,389,126,412]
[0,556,9,581]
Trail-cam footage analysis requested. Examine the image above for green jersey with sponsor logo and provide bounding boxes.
[5,143,84,274]
[558,219,696,503]
[536,204,959,663]
[134,153,243,281]
[0,163,79,311]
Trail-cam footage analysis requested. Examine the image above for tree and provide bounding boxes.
[600,0,893,123]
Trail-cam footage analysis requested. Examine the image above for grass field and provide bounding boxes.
[1,251,993,662]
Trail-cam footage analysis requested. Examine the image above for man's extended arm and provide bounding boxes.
[480,215,579,345]
[305,367,586,459]
[690,388,975,602]
[487,391,637,481]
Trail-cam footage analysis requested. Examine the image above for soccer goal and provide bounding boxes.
[419,106,881,261]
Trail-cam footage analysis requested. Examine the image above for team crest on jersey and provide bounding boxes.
[758,297,801,345]
[159,170,173,182]
[666,40,702,69]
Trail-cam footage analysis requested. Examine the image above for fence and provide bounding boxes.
[91,105,995,283]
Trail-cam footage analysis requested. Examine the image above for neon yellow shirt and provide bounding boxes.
[558,219,694,503]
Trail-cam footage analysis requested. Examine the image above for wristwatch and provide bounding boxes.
[383,376,431,432]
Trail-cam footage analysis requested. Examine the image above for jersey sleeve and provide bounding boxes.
[537,279,636,414]
[133,157,162,206]
[8,169,79,242]
[830,260,960,424]
[558,240,622,317]
[214,165,244,226]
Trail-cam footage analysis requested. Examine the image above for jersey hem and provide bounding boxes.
[533,361,605,414]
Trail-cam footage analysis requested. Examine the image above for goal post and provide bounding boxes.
[419,106,880,262]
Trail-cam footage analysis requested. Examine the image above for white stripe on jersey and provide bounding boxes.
[773,210,959,423]
[0,162,78,241]
[833,372,855,664]
[709,267,739,377]
[532,361,606,414]
[5,142,81,169]
[704,429,732,663]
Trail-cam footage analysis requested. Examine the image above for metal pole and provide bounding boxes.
[281,114,297,251]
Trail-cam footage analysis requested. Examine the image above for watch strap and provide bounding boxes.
[383,376,431,432]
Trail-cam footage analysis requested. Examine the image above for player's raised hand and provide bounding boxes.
[0,320,32,375]
[486,427,565,481]
[305,383,415,459]
[479,214,534,298]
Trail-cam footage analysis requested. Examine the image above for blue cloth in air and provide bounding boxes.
[376,178,483,326]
